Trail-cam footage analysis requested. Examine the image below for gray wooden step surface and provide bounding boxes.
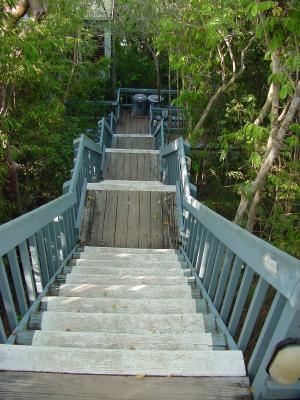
[59,273,196,286]
[64,265,192,277]
[114,134,155,150]
[40,297,207,314]
[17,331,226,350]
[50,283,200,299]
[0,345,246,376]
[29,312,216,334]
[87,180,176,192]
[0,373,251,400]
[79,189,178,249]
[78,250,182,261]
[104,150,160,181]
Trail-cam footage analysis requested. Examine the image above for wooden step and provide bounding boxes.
[77,252,183,262]
[71,258,186,267]
[87,180,176,192]
[0,373,251,400]
[59,274,195,286]
[114,134,155,150]
[0,345,246,376]
[17,331,226,350]
[29,312,216,334]
[49,283,199,299]
[40,297,206,314]
[82,247,178,255]
[64,265,192,277]
[104,150,160,181]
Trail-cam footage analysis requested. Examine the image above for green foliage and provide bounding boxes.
[0,0,110,223]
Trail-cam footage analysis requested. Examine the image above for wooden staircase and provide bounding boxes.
[0,110,250,399]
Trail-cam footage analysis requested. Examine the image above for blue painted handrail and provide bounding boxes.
[0,133,104,345]
[162,136,300,400]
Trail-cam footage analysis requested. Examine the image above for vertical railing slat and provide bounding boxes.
[228,266,255,337]
[49,221,59,271]
[203,236,219,290]
[35,230,50,286]
[199,231,213,279]
[19,241,36,304]
[237,277,269,352]
[0,257,18,331]
[43,225,55,278]
[247,291,286,381]
[213,249,235,311]
[28,235,43,294]
[208,242,226,299]
[220,257,244,322]
[0,317,7,343]
[191,221,202,266]
[195,227,207,273]
[7,249,28,316]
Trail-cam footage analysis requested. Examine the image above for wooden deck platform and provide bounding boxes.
[104,150,160,181]
[0,373,251,400]
[80,184,178,248]
[116,109,150,135]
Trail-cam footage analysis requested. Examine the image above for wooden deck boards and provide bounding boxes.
[0,372,251,400]
[116,109,150,135]
[104,152,160,181]
[80,189,178,249]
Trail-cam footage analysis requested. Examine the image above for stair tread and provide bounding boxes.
[83,247,177,254]
[29,311,216,334]
[17,331,226,350]
[73,259,185,267]
[62,273,194,286]
[0,345,246,376]
[52,283,198,299]
[64,266,191,277]
[87,180,176,192]
[40,296,205,313]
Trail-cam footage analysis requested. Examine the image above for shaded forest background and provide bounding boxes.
[0,0,299,258]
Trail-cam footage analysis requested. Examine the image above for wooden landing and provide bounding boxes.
[117,109,150,135]
[104,150,160,181]
[114,134,155,150]
[80,186,178,248]
[0,373,251,400]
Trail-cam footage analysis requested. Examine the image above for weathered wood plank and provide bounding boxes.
[150,192,163,248]
[89,191,107,247]
[116,153,125,180]
[114,191,129,247]
[137,153,145,180]
[0,346,246,376]
[102,191,118,247]
[127,191,140,247]
[123,153,131,180]
[0,373,251,400]
[139,192,151,248]
[130,153,138,181]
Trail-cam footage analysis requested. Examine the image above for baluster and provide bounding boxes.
[35,230,50,286]
[63,210,72,255]
[186,215,196,260]
[49,221,60,270]
[42,225,55,278]
[238,276,269,352]
[183,210,192,252]
[203,236,219,290]
[248,291,286,381]
[191,221,203,267]
[19,241,36,304]
[0,257,18,331]
[0,317,7,343]
[199,231,213,279]
[195,227,207,273]
[59,214,68,260]
[213,249,235,310]
[54,217,64,265]
[228,266,255,337]
[220,257,244,322]
[208,242,226,299]
[28,235,43,294]
[7,249,28,316]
